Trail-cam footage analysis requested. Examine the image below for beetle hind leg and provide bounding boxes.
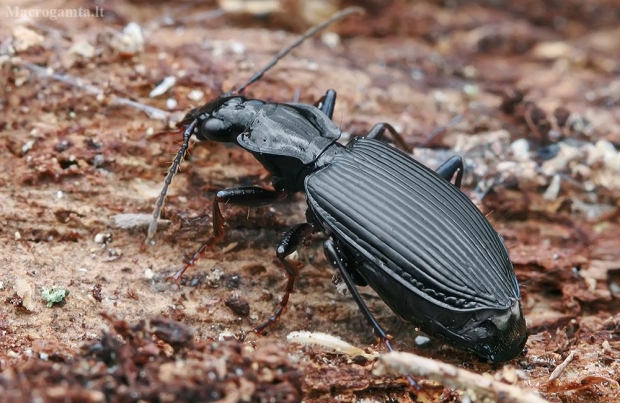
[365,122,409,151]
[436,155,464,188]
[323,239,394,349]
[253,222,315,334]
[324,238,419,390]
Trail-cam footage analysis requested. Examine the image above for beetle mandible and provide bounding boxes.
[147,7,527,363]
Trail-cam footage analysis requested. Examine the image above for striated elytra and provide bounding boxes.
[306,138,527,362]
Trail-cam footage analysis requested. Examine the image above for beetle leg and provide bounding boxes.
[324,238,420,390]
[314,89,337,119]
[365,122,409,151]
[170,187,288,281]
[254,222,315,334]
[436,155,464,188]
[323,239,394,349]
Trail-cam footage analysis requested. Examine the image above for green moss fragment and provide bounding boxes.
[41,288,68,307]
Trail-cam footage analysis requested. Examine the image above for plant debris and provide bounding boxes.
[41,288,68,307]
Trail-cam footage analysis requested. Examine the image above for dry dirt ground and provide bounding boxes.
[1,0,620,402]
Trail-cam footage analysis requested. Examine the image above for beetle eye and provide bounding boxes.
[200,118,231,141]
[203,118,224,132]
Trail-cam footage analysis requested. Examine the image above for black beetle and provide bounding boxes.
[147,7,527,363]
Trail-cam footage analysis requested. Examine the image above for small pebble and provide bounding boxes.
[230,41,245,54]
[14,278,36,311]
[415,335,430,345]
[610,280,620,296]
[12,26,45,52]
[335,281,348,295]
[510,139,530,161]
[543,174,562,200]
[21,140,35,155]
[68,41,95,59]
[541,142,580,175]
[463,83,479,97]
[94,233,110,244]
[218,330,235,341]
[496,161,518,174]
[134,64,147,75]
[92,154,105,167]
[206,268,224,287]
[321,32,340,48]
[225,295,250,317]
[188,89,204,102]
[116,22,144,54]
[166,98,177,110]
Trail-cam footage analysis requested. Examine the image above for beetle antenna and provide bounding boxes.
[146,7,364,242]
[146,120,197,242]
[231,6,364,95]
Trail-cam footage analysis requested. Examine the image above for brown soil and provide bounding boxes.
[1,0,620,401]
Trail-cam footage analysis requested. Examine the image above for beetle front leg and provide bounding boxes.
[365,122,409,151]
[436,155,464,188]
[170,187,288,281]
[254,222,314,334]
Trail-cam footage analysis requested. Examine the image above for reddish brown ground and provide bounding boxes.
[1,0,620,402]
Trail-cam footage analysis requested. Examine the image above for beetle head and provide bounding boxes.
[464,299,528,362]
[179,95,257,143]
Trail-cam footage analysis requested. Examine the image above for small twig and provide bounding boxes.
[111,214,170,230]
[547,351,575,383]
[176,8,226,25]
[21,61,169,121]
[287,331,375,358]
[375,351,549,403]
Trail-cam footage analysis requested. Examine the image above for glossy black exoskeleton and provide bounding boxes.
[147,7,527,363]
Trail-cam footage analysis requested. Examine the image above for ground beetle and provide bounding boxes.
[147,7,527,363]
